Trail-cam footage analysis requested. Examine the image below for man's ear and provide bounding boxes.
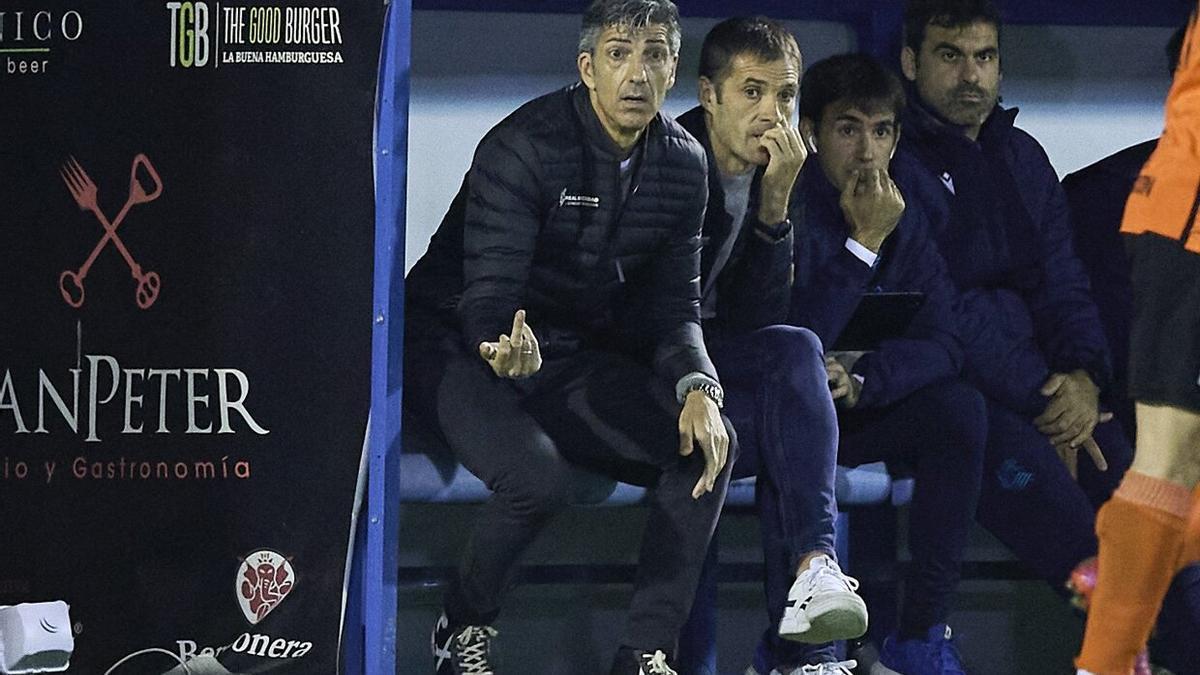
[900,46,917,82]
[578,51,595,89]
[698,76,718,111]
[799,118,817,153]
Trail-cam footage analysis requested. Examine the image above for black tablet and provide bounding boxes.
[832,291,926,351]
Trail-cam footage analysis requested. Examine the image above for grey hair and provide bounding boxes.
[578,0,682,56]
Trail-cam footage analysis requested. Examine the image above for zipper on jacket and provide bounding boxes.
[598,141,645,285]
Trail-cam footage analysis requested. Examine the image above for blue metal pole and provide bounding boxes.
[366,0,411,672]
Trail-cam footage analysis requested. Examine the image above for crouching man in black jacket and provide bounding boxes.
[403,2,732,674]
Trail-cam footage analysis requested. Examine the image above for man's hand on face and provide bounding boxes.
[840,168,905,253]
[678,390,729,499]
[478,309,542,379]
[1034,370,1112,479]
[825,354,862,409]
[757,124,808,226]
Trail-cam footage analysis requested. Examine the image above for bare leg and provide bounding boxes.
[1076,403,1200,675]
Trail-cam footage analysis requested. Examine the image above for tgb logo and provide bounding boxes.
[166,1,210,67]
[237,550,295,625]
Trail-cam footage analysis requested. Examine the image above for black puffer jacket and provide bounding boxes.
[405,83,717,385]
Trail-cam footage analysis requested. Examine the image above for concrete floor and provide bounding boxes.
[396,504,1086,675]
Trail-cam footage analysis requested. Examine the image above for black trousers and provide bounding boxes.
[404,329,735,651]
[838,379,987,639]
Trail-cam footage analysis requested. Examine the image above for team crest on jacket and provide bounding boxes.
[559,187,600,208]
[237,549,296,625]
[938,171,956,195]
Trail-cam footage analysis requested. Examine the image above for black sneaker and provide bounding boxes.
[431,612,498,675]
[611,646,678,675]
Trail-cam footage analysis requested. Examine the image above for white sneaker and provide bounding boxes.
[778,556,868,643]
[745,661,858,675]
[801,661,858,675]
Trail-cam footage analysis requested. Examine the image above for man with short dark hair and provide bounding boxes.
[404,1,732,673]
[676,18,869,675]
[789,53,986,675]
[896,0,1142,670]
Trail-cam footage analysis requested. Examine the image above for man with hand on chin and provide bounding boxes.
[404,1,731,673]
[784,54,986,675]
[677,20,870,675]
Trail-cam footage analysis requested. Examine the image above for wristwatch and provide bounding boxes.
[686,380,725,410]
[753,217,792,243]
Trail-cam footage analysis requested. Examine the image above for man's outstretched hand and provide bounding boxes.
[479,309,542,379]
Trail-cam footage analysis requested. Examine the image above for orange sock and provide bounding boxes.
[1076,472,1192,675]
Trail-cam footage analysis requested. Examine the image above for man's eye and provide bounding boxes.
[977,53,994,62]
[940,51,959,62]
[745,88,761,100]
[874,127,893,138]
[838,126,857,137]
[608,48,625,60]
[646,49,666,62]
[779,91,795,102]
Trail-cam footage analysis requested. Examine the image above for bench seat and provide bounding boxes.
[397,410,911,508]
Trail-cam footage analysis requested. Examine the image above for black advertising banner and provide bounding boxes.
[0,1,380,672]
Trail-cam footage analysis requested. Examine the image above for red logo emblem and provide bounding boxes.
[236,550,295,625]
[59,154,163,309]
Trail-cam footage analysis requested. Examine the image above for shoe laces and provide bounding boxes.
[455,625,498,674]
[639,650,678,675]
[805,558,860,593]
[799,660,858,675]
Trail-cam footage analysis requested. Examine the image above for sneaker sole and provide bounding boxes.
[779,593,868,644]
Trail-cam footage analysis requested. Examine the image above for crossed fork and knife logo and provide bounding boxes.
[59,154,163,309]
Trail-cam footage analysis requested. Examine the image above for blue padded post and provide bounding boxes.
[364,1,411,673]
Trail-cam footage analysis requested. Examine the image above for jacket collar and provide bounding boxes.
[676,106,766,214]
[677,105,769,284]
[570,82,655,160]
[904,87,1018,149]
[677,107,726,204]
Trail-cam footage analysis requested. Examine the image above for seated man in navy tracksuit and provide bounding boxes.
[893,2,1200,672]
[777,54,986,675]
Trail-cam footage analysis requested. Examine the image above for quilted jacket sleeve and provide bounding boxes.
[456,130,543,353]
[646,177,720,385]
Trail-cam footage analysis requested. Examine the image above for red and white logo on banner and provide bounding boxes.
[236,550,295,625]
